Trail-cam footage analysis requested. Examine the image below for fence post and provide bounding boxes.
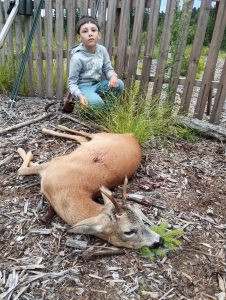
[167,0,194,106]
[115,0,131,79]
[139,0,160,99]
[194,0,226,119]
[126,0,145,88]
[45,0,53,98]
[34,0,44,98]
[210,58,226,124]
[104,0,117,58]
[180,0,212,114]
[152,0,176,97]
[56,0,64,100]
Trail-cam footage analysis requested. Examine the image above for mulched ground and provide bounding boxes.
[0,96,225,300]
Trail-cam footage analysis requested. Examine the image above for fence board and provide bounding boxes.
[24,16,35,96]
[139,0,160,97]
[180,0,212,113]
[45,0,53,98]
[0,1,5,64]
[104,0,117,58]
[115,0,131,78]
[194,1,226,119]
[97,0,106,45]
[66,0,76,75]
[152,0,176,96]
[79,0,89,16]
[34,1,44,98]
[210,58,226,124]
[126,0,145,88]
[3,0,14,60]
[168,0,194,104]
[14,15,23,56]
[56,0,64,100]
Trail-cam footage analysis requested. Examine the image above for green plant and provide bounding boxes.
[78,83,197,145]
[181,46,205,79]
[0,55,29,96]
[140,221,184,261]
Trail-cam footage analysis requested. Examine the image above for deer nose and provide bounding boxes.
[152,237,164,249]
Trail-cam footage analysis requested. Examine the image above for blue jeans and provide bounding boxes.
[75,79,124,106]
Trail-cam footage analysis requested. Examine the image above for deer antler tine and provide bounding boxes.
[122,176,128,205]
[100,187,123,215]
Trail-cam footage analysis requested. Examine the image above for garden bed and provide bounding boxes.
[0,96,225,299]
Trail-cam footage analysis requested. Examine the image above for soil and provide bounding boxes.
[0,97,225,300]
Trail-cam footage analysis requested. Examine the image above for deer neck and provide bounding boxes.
[43,190,103,226]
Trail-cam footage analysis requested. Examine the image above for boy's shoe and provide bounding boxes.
[62,93,75,113]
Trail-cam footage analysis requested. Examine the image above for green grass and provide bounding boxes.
[78,83,197,145]
[140,221,184,261]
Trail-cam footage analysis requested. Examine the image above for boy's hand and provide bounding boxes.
[78,94,89,107]
[109,75,118,88]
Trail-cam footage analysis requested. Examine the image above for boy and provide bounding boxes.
[63,16,124,113]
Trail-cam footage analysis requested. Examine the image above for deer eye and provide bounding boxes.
[124,229,136,236]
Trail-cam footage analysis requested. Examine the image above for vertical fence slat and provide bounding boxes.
[139,0,160,97]
[167,0,194,104]
[3,0,14,60]
[152,0,176,96]
[35,0,44,97]
[210,58,226,124]
[90,0,96,17]
[97,0,106,45]
[79,0,89,16]
[180,0,212,114]
[14,15,23,56]
[45,0,53,98]
[56,0,64,100]
[0,1,5,65]
[67,0,76,76]
[126,0,145,88]
[194,1,226,119]
[25,16,35,96]
[115,0,131,78]
[104,0,117,58]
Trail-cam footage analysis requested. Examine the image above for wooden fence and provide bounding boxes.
[0,0,225,124]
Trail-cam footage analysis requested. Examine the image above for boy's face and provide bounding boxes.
[78,22,100,50]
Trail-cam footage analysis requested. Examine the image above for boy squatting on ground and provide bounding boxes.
[63,16,124,113]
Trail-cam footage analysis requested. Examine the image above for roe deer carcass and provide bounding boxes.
[17,125,162,249]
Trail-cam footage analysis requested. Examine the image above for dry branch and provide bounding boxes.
[0,113,53,135]
[179,116,226,141]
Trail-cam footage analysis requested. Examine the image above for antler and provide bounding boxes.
[122,176,128,206]
[100,186,123,215]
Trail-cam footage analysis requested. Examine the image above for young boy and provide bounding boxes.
[63,16,124,113]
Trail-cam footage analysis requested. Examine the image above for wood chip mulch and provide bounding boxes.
[0,96,225,300]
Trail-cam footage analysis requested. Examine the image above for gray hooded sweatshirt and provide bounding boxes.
[68,43,117,97]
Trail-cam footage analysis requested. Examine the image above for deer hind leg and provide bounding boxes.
[17,148,43,176]
[42,127,91,144]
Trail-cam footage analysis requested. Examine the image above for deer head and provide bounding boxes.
[68,179,163,249]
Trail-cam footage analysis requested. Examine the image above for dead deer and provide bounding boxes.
[17,125,162,249]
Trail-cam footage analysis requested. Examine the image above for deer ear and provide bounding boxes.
[100,186,113,206]
[68,217,104,235]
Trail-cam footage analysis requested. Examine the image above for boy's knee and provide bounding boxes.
[117,79,124,93]
[87,94,105,106]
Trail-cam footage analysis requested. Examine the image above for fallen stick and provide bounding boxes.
[178,116,226,141]
[60,113,103,131]
[0,154,13,167]
[0,113,53,135]
[81,247,125,261]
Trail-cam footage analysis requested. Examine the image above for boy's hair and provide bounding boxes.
[76,16,100,34]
